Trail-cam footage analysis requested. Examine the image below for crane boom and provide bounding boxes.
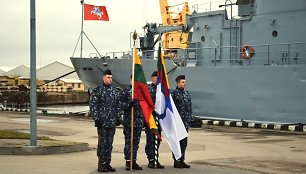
[159,0,190,58]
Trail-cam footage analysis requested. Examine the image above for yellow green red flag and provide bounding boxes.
[133,47,160,139]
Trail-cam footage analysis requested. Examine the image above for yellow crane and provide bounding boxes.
[159,0,190,58]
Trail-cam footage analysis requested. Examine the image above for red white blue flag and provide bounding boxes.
[155,46,188,160]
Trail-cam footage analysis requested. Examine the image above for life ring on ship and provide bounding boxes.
[241,45,255,59]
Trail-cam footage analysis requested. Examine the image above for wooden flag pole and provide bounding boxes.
[130,107,134,173]
[129,31,138,173]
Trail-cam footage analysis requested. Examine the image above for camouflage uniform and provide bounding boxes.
[121,86,144,161]
[89,83,121,165]
[171,87,192,160]
[145,83,162,161]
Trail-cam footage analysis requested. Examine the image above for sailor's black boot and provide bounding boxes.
[180,160,191,168]
[98,158,108,172]
[174,160,183,168]
[156,161,165,169]
[106,163,116,172]
[148,160,156,169]
[132,161,143,170]
[126,161,142,170]
[98,163,108,172]
[126,161,131,170]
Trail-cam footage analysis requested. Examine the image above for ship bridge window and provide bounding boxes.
[82,67,93,70]
[272,30,278,37]
[201,36,205,42]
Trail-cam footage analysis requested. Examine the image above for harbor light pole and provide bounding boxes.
[30,0,37,146]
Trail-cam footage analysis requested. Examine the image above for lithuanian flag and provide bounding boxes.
[132,47,160,138]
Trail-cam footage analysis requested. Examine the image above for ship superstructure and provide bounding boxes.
[71,0,306,123]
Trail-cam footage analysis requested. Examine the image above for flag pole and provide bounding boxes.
[80,0,84,58]
[154,35,163,169]
[154,117,158,169]
[130,104,134,173]
[129,31,138,173]
[30,0,37,147]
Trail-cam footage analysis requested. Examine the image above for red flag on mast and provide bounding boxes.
[84,3,109,21]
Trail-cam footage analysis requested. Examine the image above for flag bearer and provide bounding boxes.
[145,71,165,169]
[171,75,193,169]
[121,75,144,171]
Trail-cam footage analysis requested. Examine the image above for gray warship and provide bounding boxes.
[71,0,306,124]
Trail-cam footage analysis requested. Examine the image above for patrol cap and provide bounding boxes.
[151,71,157,77]
[175,75,185,82]
[103,69,112,75]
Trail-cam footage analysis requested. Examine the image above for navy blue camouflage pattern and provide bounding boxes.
[121,85,144,161]
[97,127,116,164]
[121,86,145,128]
[145,83,162,161]
[89,83,121,127]
[171,87,193,129]
[148,83,157,104]
[145,117,161,161]
[123,127,142,160]
[171,86,192,160]
[89,82,121,165]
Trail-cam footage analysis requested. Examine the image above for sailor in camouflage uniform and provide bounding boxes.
[89,69,122,172]
[171,75,193,169]
[145,71,164,169]
[121,76,144,171]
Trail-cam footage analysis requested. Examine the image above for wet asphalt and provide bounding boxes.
[0,111,306,174]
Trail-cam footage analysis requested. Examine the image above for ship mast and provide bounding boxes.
[80,0,84,58]
[72,0,102,59]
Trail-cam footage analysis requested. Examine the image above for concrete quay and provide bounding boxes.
[0,111,306,174]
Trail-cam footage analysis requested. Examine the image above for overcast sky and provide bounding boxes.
[0,0,223,71]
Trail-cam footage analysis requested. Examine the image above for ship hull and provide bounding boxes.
[71,57,306,124]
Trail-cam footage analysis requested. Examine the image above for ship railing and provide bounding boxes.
[191,0,225,13]
[191,0,260,20]
[191,0,240,19]
[183,42,306,66]
[102,42,306,67]
[105,49,157,60]
[105,50,132,59]
[104,49,172,60]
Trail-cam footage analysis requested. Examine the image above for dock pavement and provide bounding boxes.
[0,111,306,174]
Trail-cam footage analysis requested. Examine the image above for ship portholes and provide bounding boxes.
[241,45,255,59]
[272,30,278,37]
[201,36,205,42]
